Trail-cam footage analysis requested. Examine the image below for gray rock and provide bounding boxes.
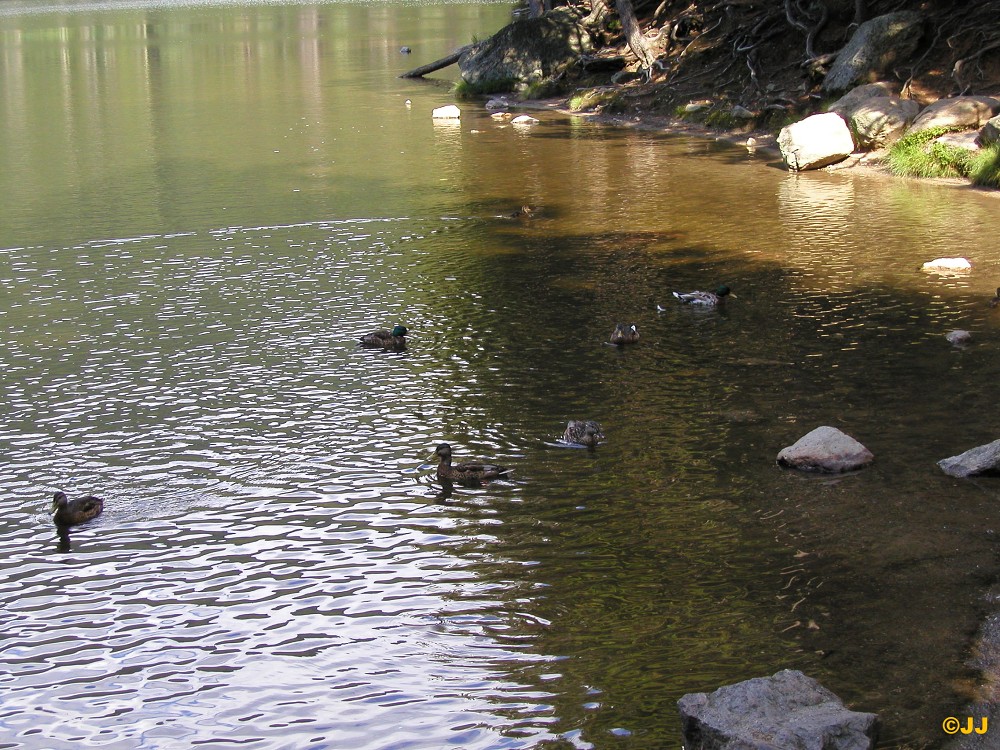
[678,669,880,750]
[836,96,920,149]
[823,12,924,93]
[459,8,593,88]
[828,82,899,113]
[777,426,874,473]
[909,96,1000,134]
[982,114,1000,145]
[938,439,1000,478]
[936,131,982,151]
[778,113,856,171]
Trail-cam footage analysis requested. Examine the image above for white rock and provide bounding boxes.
[511,115,539,125]
[921,257,972,274]
[432,105,461,120]
[777,113,856,171]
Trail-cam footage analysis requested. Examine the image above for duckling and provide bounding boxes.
[506,205,534,219]
[52,491,103,527]
[610,323,639,345]
[990,288,1000,308]
[360,324,408,351]
[562,420,604,447]
[671,285,734,306]
[431,443,512,486]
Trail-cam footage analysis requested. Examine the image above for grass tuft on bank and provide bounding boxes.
[888,127,1000,187]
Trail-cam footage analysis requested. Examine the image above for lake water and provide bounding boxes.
[3,2,1000,748]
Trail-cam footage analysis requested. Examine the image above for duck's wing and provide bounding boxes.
[455,461,512,478]
[360,330,391,345]
[672,290,716,305]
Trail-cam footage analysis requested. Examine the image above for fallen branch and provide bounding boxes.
[399,45,472,79]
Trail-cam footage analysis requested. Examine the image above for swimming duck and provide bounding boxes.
[562,420,604,447]
[506,205,534,219]
[431,443,512,486]
[360,325,408,350]
[52,491,103,527]
[990,288,1000,308]
[671,285,734,306]
[610,323,639,345]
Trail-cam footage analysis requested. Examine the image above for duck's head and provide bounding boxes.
[391,325,408,337]
[52,491,68,511]
[432,443,452,460]
[715,285,733,298]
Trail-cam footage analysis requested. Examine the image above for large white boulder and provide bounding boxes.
[778,113,856,171]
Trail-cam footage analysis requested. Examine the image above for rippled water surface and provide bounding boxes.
[3,2,1000,748]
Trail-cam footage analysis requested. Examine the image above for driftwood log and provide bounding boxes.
[399,45,472,78]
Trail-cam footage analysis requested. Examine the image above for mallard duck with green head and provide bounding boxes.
[671,285,734,306]
[52,491,103,527]
[610,323,639,345]
[431,443,512,486]
[562,420,604,447]
[360,325,408,350]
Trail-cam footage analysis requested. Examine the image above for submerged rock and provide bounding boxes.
[946,329,973,346]
[678,669,880,750]
[777,426,874,473]
[938,439,1000,478]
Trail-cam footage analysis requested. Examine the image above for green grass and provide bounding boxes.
[969,142,1000,188]
[888,126,1000,189]
[887,126,972,179]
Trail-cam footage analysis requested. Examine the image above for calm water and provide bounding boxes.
[3,2,1000,748]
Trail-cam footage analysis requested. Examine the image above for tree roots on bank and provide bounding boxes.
[576,0,1000,107]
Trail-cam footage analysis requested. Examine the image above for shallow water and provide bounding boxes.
[3,2,1000,748]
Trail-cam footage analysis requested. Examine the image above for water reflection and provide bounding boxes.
[3,1,1000,748]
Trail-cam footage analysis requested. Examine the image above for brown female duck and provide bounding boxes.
[52,491,104,527]
[610,323,639,345]
[562,420,605,447]
[431,443,512,486]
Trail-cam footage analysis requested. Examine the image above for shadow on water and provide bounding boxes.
[414,210,1000,747]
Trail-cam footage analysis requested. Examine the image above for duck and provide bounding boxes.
[431,443,512,486]
[610,323,639,345]
[990,288,1000,308]
[506,205,534,219]
[52,491,103,527]
[360,324,408,350]
[671,285,734,306]
[562,420,604,447]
